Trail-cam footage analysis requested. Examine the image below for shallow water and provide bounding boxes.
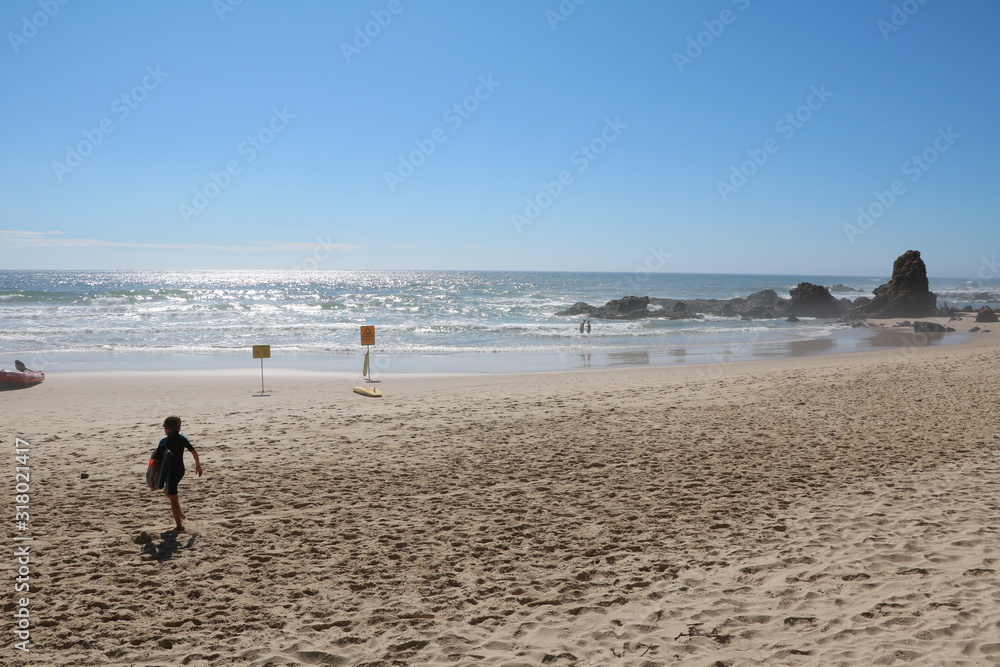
[1,270,990,373]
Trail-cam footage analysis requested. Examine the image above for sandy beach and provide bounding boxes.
[4,322,999,666]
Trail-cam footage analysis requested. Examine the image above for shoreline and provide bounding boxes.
[7,315,991,377]
[11,317,994,399]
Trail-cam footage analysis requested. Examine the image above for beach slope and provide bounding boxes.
[4,332,999,665]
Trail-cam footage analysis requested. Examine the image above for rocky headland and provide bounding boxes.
[557,250,952,323]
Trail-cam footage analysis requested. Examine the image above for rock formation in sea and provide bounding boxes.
[850,250,937,318]
[789,282,842,318]
[648,290,794,320]
[558,302,598,317]
[595,295,651,320]
[555,250,941,322]
[555,296,652,320]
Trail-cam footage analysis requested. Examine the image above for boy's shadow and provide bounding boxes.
[141,529,197,561]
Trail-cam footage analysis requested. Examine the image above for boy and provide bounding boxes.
[149,416,203,531]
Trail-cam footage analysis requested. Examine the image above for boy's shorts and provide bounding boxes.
[163,468,185,496]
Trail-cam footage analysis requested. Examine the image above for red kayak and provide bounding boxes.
[0,361,44,389]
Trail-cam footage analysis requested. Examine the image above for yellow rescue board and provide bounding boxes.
[353,386,382,398]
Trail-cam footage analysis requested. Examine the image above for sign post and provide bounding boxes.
[360,326,375,381]
[252,345,270,396]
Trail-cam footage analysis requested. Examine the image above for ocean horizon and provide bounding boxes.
[2,269,996,374]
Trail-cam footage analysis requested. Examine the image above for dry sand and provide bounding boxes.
[3,323,999,666]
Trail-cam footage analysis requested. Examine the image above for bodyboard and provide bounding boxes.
[353,386,382,398]
[146,447,173,490]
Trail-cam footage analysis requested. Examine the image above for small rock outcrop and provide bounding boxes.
[740,290,791,319]
[850,296,872,313]
[789,282,841,318]
[556,296,652,320]
[913,321,947,333]
[662,301,702,320]
[556,302,598,317]
[597,295,650,319]
[975,306,999,323]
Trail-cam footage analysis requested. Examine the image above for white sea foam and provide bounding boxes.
[1,270,992,370]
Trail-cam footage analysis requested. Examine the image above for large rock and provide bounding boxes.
[789,282,842,318]
[976,305,999,322]
[857,250,937,318]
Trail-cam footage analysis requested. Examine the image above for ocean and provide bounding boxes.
[2,270,996,374]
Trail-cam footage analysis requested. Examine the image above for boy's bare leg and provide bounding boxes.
[165,491,186,530]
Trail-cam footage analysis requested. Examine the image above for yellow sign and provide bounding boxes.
[252,345,271,359]
[360,326,375,346]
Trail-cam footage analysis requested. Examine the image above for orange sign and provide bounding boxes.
[360,326,375,346]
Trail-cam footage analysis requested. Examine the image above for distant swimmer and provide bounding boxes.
[580,321,585,334]
[585,320,591,334]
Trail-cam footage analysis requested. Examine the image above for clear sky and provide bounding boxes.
[2,0,998,276]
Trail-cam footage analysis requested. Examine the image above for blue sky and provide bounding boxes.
[1,0,998,276]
